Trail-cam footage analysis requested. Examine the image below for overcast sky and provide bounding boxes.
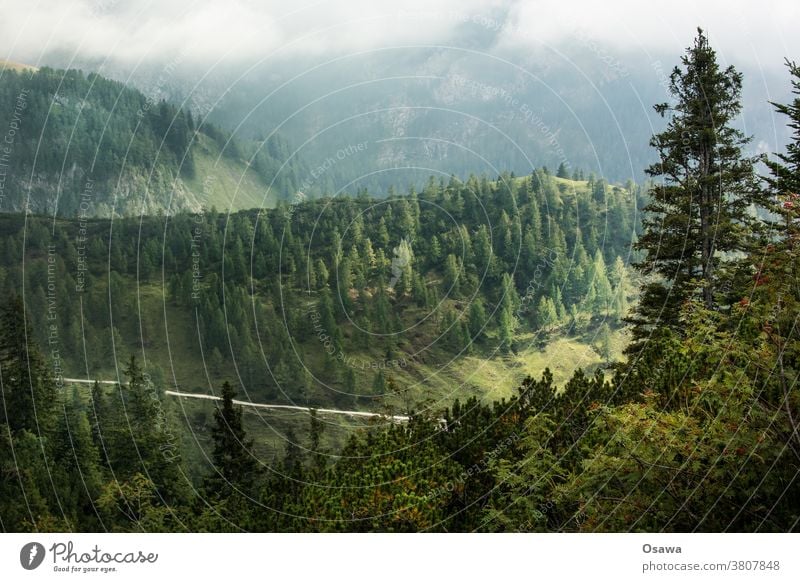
[1,0,797,72]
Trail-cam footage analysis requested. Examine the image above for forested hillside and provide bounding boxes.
[0,31,798,534]
[0,170,637,410]
[0,67,303,216]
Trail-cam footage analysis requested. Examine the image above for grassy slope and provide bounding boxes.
[0,59,38,73]
[516,174,624,196]
[74,280,628,466]
[184,133,276,211]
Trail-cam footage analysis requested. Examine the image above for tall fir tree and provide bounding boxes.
[0,296,57,434]
[468,297,487,340]
[206,381,259,496]
[536,296,558,331]
[630,29,764,351]
[764,60,800,199]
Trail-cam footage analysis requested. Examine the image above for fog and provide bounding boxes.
[1,0,796,71]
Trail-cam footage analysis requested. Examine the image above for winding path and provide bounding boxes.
[62,378,410,423]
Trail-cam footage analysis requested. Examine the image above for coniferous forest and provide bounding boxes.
[1,28,799,534]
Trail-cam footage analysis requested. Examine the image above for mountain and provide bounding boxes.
[183,45,786,196]
[33,39,786,204]
[1,31,799,534]
[0,67,305,216]
[0,170,638,447]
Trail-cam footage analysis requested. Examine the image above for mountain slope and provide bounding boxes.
[0,169,638,409]
[0,67,303,216]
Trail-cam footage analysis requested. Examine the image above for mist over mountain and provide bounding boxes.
[36,42,789,201]
[203,45,788,194]
[1,1,799,539]
[15,2,792,199]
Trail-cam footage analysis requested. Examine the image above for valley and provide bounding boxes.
[0,23,798,535]
[0,168,636,473]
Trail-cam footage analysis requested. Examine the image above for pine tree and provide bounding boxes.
[468,297,487,340]
[764,60,800,199]
[590,250,613,315]
[498,274,519,352]
[53,388,102,527]
[315,258,329,289]
[608,256,628,290]
[429,236,442,265]
[569,304,581,330]
[412,272,429,307]
[460,320,472,353]
[499,308,516,353]
[758,59,800,418]
[377,217,390,247]
[308,409,325,475]
[344,368,357,402]
[338,257,354,309]
[552,286,566,322]
[390,237,414,295]
[592,178,606,204]
[596,322,613,365]
[397,198,416,238]
[0,296,57,434]
[473,225,493,274]
[609,256,630,323]
[89,380,107,453]
[125,355,156,440]
[206,381,259,496]
[373,284,394,334]
[307,259,318,290]
[318,288,343,355]
[361,238,377,274]
[536,296,557,331]
[499,273,520,314]
[630,29,763,350]
[121,355,185,501]
[443,254,461,297]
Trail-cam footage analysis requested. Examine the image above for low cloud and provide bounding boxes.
[1,0,796,71]
[503,0,798,69]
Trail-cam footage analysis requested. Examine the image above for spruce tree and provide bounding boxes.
[498,274,519,352]
[89,380,107,453]
[596,323,613,365]
[468,297,487,340]
[412,272,429,307]
[759,59,800,415]
[206,381,259,496]
[536,297,557,331]
[308,409,326,476]
[443,254,461,297]
[764,60,800,199]
[608,256,630,323]
[630,29,763,350]
[318,288,343,355]
[53,388,102,527]
[473,225,493,274]
[590,250,613,315]
[315,258,329,289]
[498,309,515,352]
[0,296,57,434]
